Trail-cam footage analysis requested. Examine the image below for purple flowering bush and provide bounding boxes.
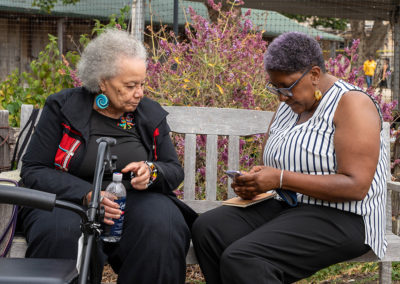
[146,4,274,109]
[145,1,277,199]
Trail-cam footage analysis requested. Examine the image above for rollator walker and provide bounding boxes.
[0,137,117,284]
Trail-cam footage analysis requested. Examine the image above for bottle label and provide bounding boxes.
[109,197,126,237]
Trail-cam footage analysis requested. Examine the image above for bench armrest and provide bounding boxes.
[387,180,400,193]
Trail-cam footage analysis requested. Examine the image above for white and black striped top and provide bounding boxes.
[263,80,388,259]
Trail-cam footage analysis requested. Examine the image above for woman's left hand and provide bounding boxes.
[232,166,280,200]
[121,161,150,190]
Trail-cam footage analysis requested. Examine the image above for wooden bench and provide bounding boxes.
[2,104,400,283]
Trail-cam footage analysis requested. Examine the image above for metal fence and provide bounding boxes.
[0,0,398,101]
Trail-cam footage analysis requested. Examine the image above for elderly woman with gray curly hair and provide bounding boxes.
[192,32,387,283]
[20,28,197,284]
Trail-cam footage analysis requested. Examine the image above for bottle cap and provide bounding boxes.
[112,172,123,182]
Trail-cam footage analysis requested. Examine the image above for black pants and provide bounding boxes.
[192,199,370,284]
[21,190,191,284]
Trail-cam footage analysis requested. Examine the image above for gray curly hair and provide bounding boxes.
[77,28,147,93]
[264,32,326,74]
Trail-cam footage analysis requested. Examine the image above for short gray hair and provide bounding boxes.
[264,32,326,74]
[77,28,147,93]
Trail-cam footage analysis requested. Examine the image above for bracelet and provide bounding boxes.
[145,161,158,188]
[279,169,284,189]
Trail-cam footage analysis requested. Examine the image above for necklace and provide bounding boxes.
[118,113,135,129]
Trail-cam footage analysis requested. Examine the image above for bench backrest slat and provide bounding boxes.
[227,135,240,199]
[183,133,197,201]
[205,134,218,201]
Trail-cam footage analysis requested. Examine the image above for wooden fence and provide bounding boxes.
[0,110,18,172]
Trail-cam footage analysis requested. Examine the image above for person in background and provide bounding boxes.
[378,58,391,90]
[20,28,197,284]
[363,54,377,88]
[192,32,387,284]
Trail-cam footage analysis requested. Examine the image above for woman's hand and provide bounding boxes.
[85,191,122,225]
[232,166,280,200]
[121,161,150,190]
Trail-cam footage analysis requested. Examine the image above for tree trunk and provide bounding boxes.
[349,20,390,66]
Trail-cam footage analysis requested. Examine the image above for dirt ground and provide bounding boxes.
[101,264,204,284]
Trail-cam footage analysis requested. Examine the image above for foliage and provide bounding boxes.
[284,14,348,31]
[92,6,130,36]
[32,0,80,13]
[393,262,400,280]
[0,35,80,126]
[146,3,273,109]
[145,0,277,198]
[69,5,130,52]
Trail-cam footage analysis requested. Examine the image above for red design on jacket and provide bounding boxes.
[153,128,159,160]
[54,123,82,171]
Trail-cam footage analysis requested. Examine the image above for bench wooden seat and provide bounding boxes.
[1,104,400,283]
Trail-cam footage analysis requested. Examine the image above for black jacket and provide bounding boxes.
[21,87,197,226]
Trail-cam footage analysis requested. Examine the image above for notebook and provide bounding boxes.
[222,192,276,208]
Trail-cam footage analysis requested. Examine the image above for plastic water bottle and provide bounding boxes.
[101,172,126,242]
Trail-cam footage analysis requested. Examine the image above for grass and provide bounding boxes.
[297,262,400,284]
[296,262,379,283]
[103,262,400,283]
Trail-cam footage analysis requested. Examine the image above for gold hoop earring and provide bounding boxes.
[314,90,322,101]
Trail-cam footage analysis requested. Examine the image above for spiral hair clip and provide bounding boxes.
[95,93,109,109]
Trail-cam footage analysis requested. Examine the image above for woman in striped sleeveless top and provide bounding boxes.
[192,32,387,284]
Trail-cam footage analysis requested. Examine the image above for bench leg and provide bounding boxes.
[379,262,392,284]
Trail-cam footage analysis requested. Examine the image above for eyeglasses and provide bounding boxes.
[265,67,312,97]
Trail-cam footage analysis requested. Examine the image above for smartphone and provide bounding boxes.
[225,170,243,179]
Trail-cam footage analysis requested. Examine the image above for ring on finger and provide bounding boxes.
[100,195,104,203]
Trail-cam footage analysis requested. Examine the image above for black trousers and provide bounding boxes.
[192,199,370,284]
[21,190,191,284]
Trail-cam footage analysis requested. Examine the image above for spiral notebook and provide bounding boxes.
[222,192,276,208]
